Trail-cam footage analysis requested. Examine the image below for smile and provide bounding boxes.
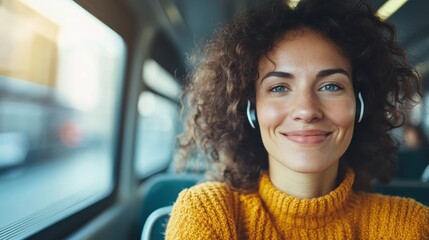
[282,130,332,145]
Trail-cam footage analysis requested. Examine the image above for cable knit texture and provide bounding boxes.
[165,168,429,239]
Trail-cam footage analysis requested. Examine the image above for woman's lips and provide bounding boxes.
[282,130,332,145]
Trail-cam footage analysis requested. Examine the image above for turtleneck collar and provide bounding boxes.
[258,167,356,228]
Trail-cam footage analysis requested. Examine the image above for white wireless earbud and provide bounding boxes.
[246,100,257,128]
[356,92,364,123]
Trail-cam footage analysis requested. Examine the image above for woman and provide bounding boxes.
[166,0,429,239]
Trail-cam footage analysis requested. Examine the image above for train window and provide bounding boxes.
[134,60,180,179]
[0,0,126,239]
[135,91,178,178]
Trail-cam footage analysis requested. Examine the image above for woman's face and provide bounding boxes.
[255,28,355,175]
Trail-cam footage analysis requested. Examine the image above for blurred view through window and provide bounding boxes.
[0,0,126,239]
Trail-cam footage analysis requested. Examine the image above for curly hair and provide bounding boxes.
[175,0,421,192]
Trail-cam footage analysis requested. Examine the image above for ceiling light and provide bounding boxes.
[376,0,408,20]
[287,0,300,9]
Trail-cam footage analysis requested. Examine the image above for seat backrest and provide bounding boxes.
[396,149,428,179]
[140,205,172,240]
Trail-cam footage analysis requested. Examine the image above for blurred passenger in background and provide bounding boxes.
[403,123,426,149]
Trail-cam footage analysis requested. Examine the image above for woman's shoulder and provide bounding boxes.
[166,181,240,239]
[172,180,240,213]
[357,191,428,215]
[358,191,428,211]
[180,180,237,200]
[356,192,429,237]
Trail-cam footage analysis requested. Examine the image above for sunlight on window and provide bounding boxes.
[143,59,180,99]
[21,0,125,111]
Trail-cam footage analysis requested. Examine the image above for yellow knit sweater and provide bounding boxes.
[165,169,429,239]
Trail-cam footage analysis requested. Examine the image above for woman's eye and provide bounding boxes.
[269,85,288,92]
[320,84,342,92]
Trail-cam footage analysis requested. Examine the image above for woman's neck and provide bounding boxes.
[268,161,339,199]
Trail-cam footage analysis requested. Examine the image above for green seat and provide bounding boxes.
[139,173,200,240]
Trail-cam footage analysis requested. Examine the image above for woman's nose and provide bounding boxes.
[290,92,323,123]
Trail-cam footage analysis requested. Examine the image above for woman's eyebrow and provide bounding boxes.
[317,68,351,79]
[260,68,351,83]
[261,71,293,81]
